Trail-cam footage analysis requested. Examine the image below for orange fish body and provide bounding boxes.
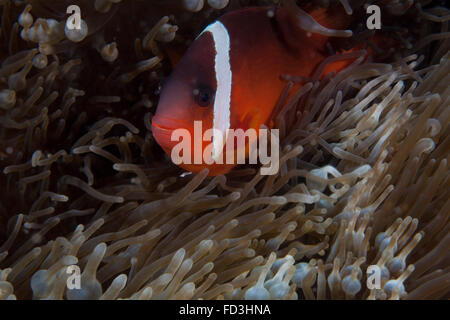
[152,6,362,176]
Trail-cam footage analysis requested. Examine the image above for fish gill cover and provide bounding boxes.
[0,0,449,300]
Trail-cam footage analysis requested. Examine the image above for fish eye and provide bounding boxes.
[194,85,214,107]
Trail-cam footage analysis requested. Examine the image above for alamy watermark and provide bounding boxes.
[170,121,280,175]
[66,5,81,30]
[64,264,383,292]
[366,4,381,30]
[366,265,382,290]
[66,264,81,290]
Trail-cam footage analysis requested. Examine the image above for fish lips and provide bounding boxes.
[151,121,177,155]
[151,116,194,153]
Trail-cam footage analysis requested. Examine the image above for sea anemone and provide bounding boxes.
[0,0,449,300]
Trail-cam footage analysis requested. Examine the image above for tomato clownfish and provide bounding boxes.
[152,3,367,176]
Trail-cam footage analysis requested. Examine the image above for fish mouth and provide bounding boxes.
[151,116,192,154]
[151,121,174,135]
[151,115,196,151]
[151,121,175,154]
[152,115,191,131]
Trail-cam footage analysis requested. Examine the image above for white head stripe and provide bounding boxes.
[200,21,232,160]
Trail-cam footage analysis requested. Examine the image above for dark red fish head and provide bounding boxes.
[151,28,236,176]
